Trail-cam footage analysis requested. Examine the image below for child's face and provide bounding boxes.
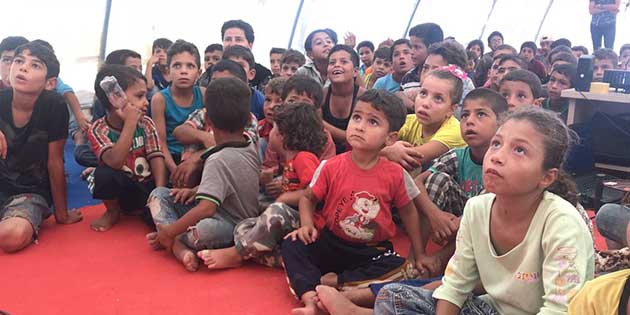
[465,59,476,73]
[593,58,616,82]
[169,52,200,88]
[499,81,535,109]
[263,91,282,122]
[420,54,447,83]
[414,75,456,126]
[372,57,392,79]
[308,32,334,62]
[268,123,284,153]
[483,119,554,196]
[520,47,535,62]
[460,100,499,150]
[496,60,523,84]
[1,50,16,86]
[489,35,503,51]
[223,27,252,49]
[327,50,357,84]
[9,49,50,94]
[468,45,482,59]
[621,50,630,67]
[489,59,502,87]
[153,47,168,67]
[124,79,149,114]
[284,90,315,106]
[392,44,413,76]
[539,40,552,54]
[228,56,256,81]
[409,36,428,67]
[346,101,394,151]
[358,47,374,67]
[204,51,222,70]
[270,53,283,76]
[124,57,142,73]
[281,62,300,78]
[547,71,571,101]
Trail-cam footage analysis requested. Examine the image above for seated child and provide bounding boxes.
[281,89,428,315]
[520,41,547,80]
[465,50,477,78]
[357,41,375,77]
[364,47,392,90]
[197,43,223,87]
[592,48,618,82]
[400,23,444,91]
[381,68,467,171]
[498,69,544,109]
[222,45,266,120]
[495,54,528,85]
[550,52,578,73]
[258,77,287,159]
[374,106,594,315]
[147,77,260,272]
[87,65,166,232]
[0,42,82,253]
[296,28,338,86]
[544,63,576,122]
[620,44,630,67]
[571,45,589,59]
[0,36,29,90]
[374,39,414,93]
[568,268,630,315]
[196,102,328,270]
[151,40,204,174]
[269,47,286,77]
[145,38,172,93]
[280,49,306,78]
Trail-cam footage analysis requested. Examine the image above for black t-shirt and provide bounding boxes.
[0,89,69,204]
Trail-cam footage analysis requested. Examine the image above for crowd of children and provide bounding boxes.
[2,17,630,315]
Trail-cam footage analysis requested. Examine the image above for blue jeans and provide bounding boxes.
[591,22,616,50]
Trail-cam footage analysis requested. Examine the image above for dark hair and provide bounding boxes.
[205,77,251,133]
[274,103,327,156]
[500,69,543,98]
[94,64,146,110]
[15,42,60,79]
[270,47,286,56]
[205,44,223,54]
[593,48,619,66]
[572,45,589,55]
[466,39,485,57]
[408,23,444,48]
[167,39,201,68]
[620,44,630,56]
[210,59,248,83]
[304,29,338,52]
[281,75,324,108]
[551,38,572,50]
[30,39,53,51]
[494,44,517,56]
[105,49,141,65]
[551,63,577,87]
[428,40,468,69]
[552,52,578,66]
[498,55,528,69]
[466,51,477,65]
[390,39,412,60]
[265,76,288,96]
[0,36,28,53]
[357,41,375,52]
[357,89,406,132]
[223,45,256,69]
[425,69,464,105]
[374,47,392,62]
[463,88,508,117]
[221,20,255,44]
[548,45,573,63]
[520,41,537,53]
[281,49,306,66]
[487,31,504,45]
[328,44,360,67]
[152,38,172,53]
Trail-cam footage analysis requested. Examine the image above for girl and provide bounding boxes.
[323,44,366,154]
[374,107,594,315]
[382,67,466,171]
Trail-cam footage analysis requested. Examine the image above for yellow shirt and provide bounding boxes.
[568,269,630,315]
[398,114,466,149]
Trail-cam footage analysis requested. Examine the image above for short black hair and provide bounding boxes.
[494,44,517,56]
[548,45,573,63]
[30,39,53,51]
[152,38,172,53]
[463,88,508,117]
[205,77,251,133]
[620,44,630,56]
[304,29,338,52]
[390,39,412,60]
[593,48,619,66]
[487,31,504,45]
[0,36,29,54]
[551,38,572,50]
[223,45,256,69]
[281,75,324,108]
[500,69,543,98]
[167,39,201,68]
[274,103,327,156]
[498,55,528,69]
[270,47,286,56]
[210,59,248,83]
[281,49,306,66]
[205,44,223,54]
[466,39,485,57]
[572,45,589,55]
[374,47,392,62]
[428,40,468,69]
[357,89,406,132]
[15,42,60,79]
[408,23,444,48]
[551,63,577,87]
[94,64,146,110]
[265,76,288,96]
[221,20,255,44]
[357,41,375,52]
[328,44,360,67]
[466,51,477,65]
[552,52,578,66]
[520,41,537,52]
[105,49,141,65]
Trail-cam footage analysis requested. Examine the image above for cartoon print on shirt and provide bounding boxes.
[339,191,381,241]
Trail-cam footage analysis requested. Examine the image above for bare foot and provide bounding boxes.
[341,287,376,308]
[90,210,120,232]
[146,232,164,250]
[291,304,327,315]
[197,247,243,270]
[320,272,338,287]
[316,285,372,315]
[173,239,199,272]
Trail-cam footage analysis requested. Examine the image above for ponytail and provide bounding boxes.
[547,169,578,206]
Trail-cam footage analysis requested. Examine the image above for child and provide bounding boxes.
[375,106,594,315]
[364,48,391,89]
[281,89,428,315]
[280,49,306,78]
[357,40,375,78]
[296,28,338,86]
[145,38,172,92]
[544,63,576,121]
[197,103,328,270]
[87,65,166,232]
[269,47,286,77]
[198,43,223,87]
[569,268,630,314]
[258,76,287,159]
[381,68,467,171]
[498,69,544,109]
[0,42,82,253]
[104,49,143,73]
[520,41,547,80]
[495,55,528,85]
[571,45,589,59]
[592,48,618,82]
[401,23,444,91]
[550,52,578,73]
[374,39,414,93]
[620,44,630,67]
[151,40,204,174]
[465,51,477,78]
[0,36,28,90]
[147,77,260,272]
[466,39,484,61]
[222,45,266,120]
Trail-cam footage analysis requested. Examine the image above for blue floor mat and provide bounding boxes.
[64,139,100,209]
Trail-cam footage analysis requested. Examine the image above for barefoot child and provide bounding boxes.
[281,89,429,315]
[147,77,260,272]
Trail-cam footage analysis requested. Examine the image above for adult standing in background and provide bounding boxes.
[590,0,622,50]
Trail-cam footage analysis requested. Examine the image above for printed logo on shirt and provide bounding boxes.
[338,191,381,241]
[514,271,541,283]
[549,246,581,304]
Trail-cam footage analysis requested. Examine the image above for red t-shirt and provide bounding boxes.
[258,118,273,141]
[282,151,320,192]
[263,130,336,175]
[310,152,420,243]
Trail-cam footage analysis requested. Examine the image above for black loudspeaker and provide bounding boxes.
[575,55,593,92]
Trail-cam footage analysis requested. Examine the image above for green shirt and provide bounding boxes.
[429,147,483,198]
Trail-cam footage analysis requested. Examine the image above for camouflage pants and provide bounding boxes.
[234,202,300,268]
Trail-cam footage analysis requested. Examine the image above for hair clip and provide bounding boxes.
[439,65,468,81]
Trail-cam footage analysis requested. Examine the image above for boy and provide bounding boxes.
[474,31,504,87]
[401,23,444,90]
[145,38,172,92]
[572,45,589,59]
[364,47,392,89]
[357,40,375,77]
[0,36,28,90]
[520,41,546,80]
[498,69,544,109]
[151,40,204,174]
[544,63,576,122]
[374,39,413,93]
[495,55,528,86]
[147,77,260,272]
[88,65,166,232]
[104,49,142,72]
[280,49,306,78]
[258,77,287,158]
[198,44,223,88]
[281,89,427,315]
[592,48,618,82]
[269,47,286,77]
[0,42,82,253]
[620,44,630,67]
[221,19,271,90]
[296,28,338,86]
[222,45,265,120]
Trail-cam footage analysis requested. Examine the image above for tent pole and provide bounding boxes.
[535,0,555,42]
[479,0,499,39]
[403,0,422,38]
[288,0,305,49]
[99,0,113,64]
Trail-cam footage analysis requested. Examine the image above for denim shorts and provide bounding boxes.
[0,193,52,237]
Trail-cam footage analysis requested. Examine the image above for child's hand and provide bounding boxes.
[156,223,175,251]
[415,255,441,278]
[121,104,143,125]
[344,32,357,48]
[428,210,459,244]
[77,115,91,133]
[284,226,318,244]
[385,141,423,170]
[265,179,283,198]
[0,129,6,159]
[260,168,274,185]
[55,209,83,225]
[150,54,161,66]
[170,188,197,205]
